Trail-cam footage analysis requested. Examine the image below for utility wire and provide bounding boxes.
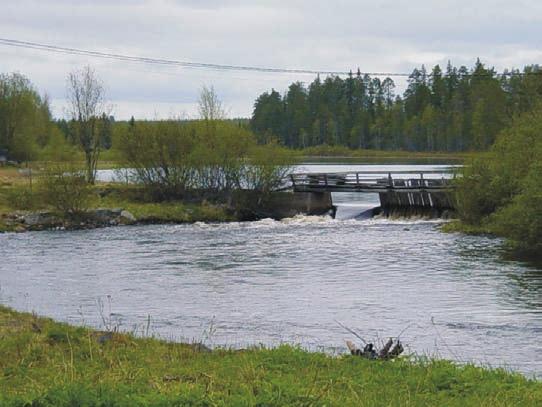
[0,37,378,76]
[0,37,540,78]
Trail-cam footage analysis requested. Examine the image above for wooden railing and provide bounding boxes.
[288,170,455,193]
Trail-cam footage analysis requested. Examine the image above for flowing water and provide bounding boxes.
[2,163,542,378]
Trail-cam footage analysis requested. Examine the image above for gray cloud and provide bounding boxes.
[2,0,541,119]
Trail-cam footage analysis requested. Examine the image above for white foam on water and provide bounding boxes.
[192,213,450,232]
[280,214,334,225]
[359,215,449,226]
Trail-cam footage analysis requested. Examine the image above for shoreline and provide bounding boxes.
[1,305,541,405]
[0,204,238,233]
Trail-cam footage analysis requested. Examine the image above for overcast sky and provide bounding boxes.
[2,0,542,119]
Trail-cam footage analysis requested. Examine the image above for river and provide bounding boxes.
[1,162,542,378]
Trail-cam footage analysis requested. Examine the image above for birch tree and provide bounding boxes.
[67,66,108,183]
[198,85,225,121]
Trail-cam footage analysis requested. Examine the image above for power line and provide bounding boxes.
[0,37,540,78]
[0,37,392,76]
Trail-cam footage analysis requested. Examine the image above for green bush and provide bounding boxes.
[38,127,80,162]
[118,120,197,198]
[117,119,299,200]
[491,161,542,254]
[39,164,93,216]
[244,141,298,193]
[4,187,36,210]
[455,106,542,255]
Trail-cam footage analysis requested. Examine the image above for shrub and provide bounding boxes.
[192,121,255,195]
[491,161,542,254]
[39,164,93,216]
[243,141,298,193]
[455,106,542,255]
[118,120,197,199]
[118,119,299,200]
[4,187,36,210]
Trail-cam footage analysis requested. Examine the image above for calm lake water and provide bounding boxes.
[2,163,542,378]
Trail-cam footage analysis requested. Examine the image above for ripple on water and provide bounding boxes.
[1,208,542,378]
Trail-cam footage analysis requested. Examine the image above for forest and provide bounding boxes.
[250,60,542,152]
[2,64,542,254]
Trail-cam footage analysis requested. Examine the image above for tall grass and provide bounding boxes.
[1,306,541,406]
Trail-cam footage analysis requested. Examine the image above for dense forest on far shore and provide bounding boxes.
[2,65,542,256]
[251,60,542,152]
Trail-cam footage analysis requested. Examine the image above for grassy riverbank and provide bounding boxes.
[97,184,236,223]
[1,306,541,406]
[0,167,235,232]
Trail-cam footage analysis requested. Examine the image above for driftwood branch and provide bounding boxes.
[338,321,405,360]
[335,320,368,345]
[346,337,404,360]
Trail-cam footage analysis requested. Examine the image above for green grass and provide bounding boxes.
[0,180,236,231]
[1,306,541,406]
[97,184,236,223]
[102,197,235,223]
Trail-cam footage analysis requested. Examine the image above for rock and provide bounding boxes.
[23,211,57,227]
[92,208,115,221]
[92,208,125,224]
[20,211,62,230]
[120,210,136,223]
[111,208,123,216]
[9,207,136,233]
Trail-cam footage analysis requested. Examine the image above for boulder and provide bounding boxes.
[92,208,115,221]
[120,210,136,223]
[23,212,58,227]
[111,208,123,216]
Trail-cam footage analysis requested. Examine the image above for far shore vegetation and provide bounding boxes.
[1,305,542,406]
[2,60,542,403]
[445,106,542,258]
[0,71,298,230]
[1,62,542,259]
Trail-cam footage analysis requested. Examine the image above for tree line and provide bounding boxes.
[0,67,296,216]
[0,73,53,162]
[0,68,114,182]
[251,60,542,151]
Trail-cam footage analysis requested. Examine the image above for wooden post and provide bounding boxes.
[356,172,359,187]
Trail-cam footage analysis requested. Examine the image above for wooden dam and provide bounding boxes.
[286,170,456,217]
